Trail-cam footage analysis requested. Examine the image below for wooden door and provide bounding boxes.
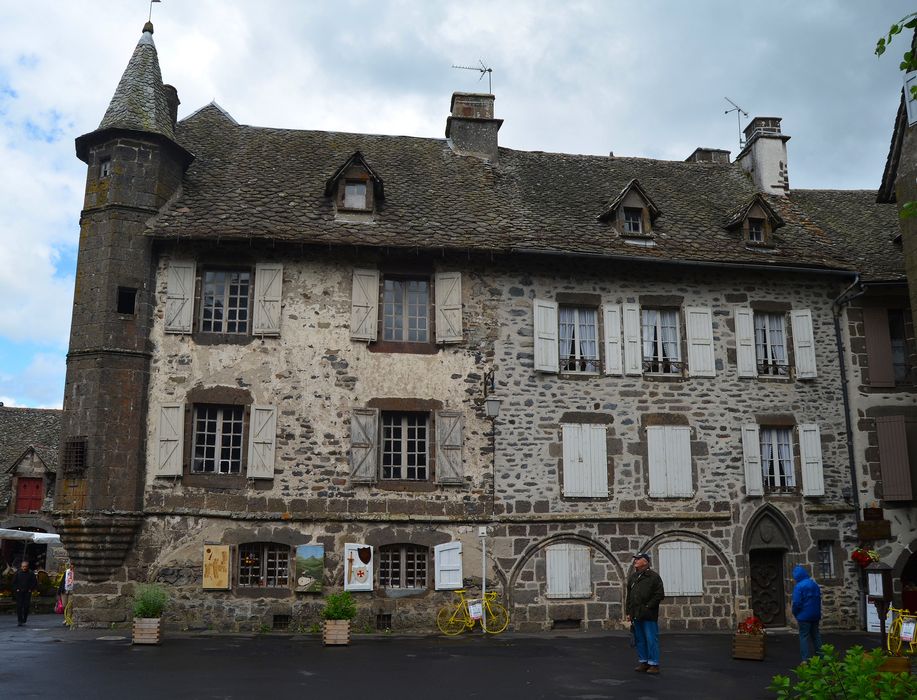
[749,549,786,626]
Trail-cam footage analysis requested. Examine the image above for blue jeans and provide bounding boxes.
[798,620,822,661]
[633,620,660,666]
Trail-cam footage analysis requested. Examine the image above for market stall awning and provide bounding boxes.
[0,528,61,544]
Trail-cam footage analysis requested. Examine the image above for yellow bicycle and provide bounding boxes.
[436,589,510,635]
[887,606,917,656]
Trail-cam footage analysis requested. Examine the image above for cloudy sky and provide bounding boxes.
[0,0,912,408]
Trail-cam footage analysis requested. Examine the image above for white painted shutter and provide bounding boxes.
[350,408,379,483]
[735,307,757,377]
[435,410,464,484]
[350,269,379,341]
[741,423,763,496]
[906,70,917,126]
[647,426,667,497]
[165,261,195,333]
[587,424,609,497]
[603,303,623,375]
[434,542,463,590]
[659,541,702,596]
[562,424,588,497]
[534,299,559,373]
[791,309,817,379]
[622,303,643,375]
[343,543,373,592]
[686,306,716,378]
[546,544,570,598]
[155,403,184,476]
[434,272,463,344]
[568,545,591,597]
[252,263,283,335]
[247,405,276,479]
[668,426,693,497]
[799,423,825,496]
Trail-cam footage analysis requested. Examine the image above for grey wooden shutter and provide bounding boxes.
[568,545,591,597]
[863,307,895,388]
[659,541,702,596]
[350,269,379,341]
[622,303,643,375]
[647,426,667,497]
[667,426,693,497]
[247,405,276,479]
[253,263,283,335]
[534,298,559,372]
[798,423,825,496]
[350,408,379,483]
[434,542,463,590]
[603,303,623,375]
[735,307,757,377]
[877,416,913,500]
[546,544,570,598]
[741,423,763,496]
[587,424,609,497]
[155,403,184,477]
[434,272,463,344]
[685,306,716,377]
[435,410,464,484]
[165,261,196,333]
[562,424,589,497]
[791,309,817,379]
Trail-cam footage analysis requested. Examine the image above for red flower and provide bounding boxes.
[737,616,764,635]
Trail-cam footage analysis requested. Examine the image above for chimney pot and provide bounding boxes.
[446,92,503,162]
[685,147,731,164]
[736,116,790,195]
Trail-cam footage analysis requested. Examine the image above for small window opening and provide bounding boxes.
[271,614,291,631]
[62,438,87,473]
[551,619,582,630]
[100,158,111,178]
[117,287,137,315]
[623,207,643,234]
[376,613,392,631]
[817,541,835,579]
[748,218,765,243]
[343,181,368,210]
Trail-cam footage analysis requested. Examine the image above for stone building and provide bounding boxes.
[56,23,903,632]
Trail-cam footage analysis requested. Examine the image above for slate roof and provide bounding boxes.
[0,407,62,473]
[144,103,901,278]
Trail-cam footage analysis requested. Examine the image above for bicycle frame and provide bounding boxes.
[887,606,917,656]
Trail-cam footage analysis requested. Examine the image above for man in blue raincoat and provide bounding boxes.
[791,564,822,661]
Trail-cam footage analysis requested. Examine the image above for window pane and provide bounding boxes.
[383,279,404,341]
[202,270,250,334]
[623,207,642,234]
[344,182,367,209]
[381,412,428,480]
[559,306,598,372]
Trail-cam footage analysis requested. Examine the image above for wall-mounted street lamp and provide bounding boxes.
[483,368,502,418]
[483,369,501,517]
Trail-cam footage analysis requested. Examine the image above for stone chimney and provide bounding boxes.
[735,117,790,195]
[685,147,731,164]
[446,92,503,162]
[163,84,180,130]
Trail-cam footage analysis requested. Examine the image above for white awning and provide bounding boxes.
[0,528,61,544]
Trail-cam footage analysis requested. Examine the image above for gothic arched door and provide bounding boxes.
[749,549,786,626]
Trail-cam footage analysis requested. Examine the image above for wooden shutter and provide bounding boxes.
[735,307,757,377]
[252,263,283,335]
[876,416,913,500]
[435,410,464,484]
[667,426,693,497]
[647,426,667,497]
[165,261,195,333]
[686,306,716,377]
[569,545,591,597]
[546,543,575,598]
[603,303,623,375]
[534,298,559,373]
[791,309,817,379]
[622,303,643,375]
[863,307,895,388]
[434,542,463,590]
[562,424,588,497]
[434,272,463,344]
[155,403,184,476]
[247,405,276,479]
[350,269,379,341]
[350,408,379,483]
[658,541,702,596]
[587,424,609,497]
[798,423,825,496]
[741,423,763,496]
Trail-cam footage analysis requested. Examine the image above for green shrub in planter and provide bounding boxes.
[321,591,356,621]
[132,584,169,619]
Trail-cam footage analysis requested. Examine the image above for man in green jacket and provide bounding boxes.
[625,552,665,674]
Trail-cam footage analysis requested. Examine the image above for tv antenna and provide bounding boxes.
[724,97,749,150]
[452,60,493,93]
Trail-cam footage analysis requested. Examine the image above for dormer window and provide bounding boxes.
[326,151,384,219]
[623,207,643,235]
[724,194,784,247]
[597,178,661,239]
[344,181,368,210]
[748,218,765,243]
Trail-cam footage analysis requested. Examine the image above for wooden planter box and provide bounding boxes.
[132,617,161,645]
[878,656,911,674]
[732,633,765,660]
[322,619,351,646]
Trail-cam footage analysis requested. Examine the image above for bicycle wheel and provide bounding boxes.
[437,605,467,636]
[483,603,509,634]
[888,616,903,655]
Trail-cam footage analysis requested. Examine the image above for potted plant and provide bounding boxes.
[851,547,880,569]
[132,584,168,645]
[732,615,766,660]
[321,590,356,646]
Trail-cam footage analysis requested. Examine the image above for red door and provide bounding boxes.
[15,478,43,513]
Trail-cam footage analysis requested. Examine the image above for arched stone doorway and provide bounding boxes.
[744,506,796,627]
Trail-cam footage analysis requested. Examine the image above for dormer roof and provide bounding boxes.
[724,193,785,230]
[597,178,661,222]
[324,151,385,201]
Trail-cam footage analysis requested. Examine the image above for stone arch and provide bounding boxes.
[507,532,627,593]
[640,529,737,580]
[742,504,798,627]
[742,503,798,553]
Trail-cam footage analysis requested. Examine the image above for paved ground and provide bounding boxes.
[0,614,884,699]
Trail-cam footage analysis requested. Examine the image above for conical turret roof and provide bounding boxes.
[97,21,175,141]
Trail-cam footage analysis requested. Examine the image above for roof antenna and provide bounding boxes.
[724,97,749,150]
[452,60,493,93]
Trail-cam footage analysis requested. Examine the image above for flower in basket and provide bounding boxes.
[737,615,764,635]
[850,547,880,568]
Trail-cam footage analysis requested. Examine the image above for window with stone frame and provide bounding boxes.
[191,404,245,474]
[641,307,682,374]
[754,311,789,376]
[747,217,765,243]
[200,269,251,334]
[382,276,430,344]
[817,540,836,579]
[381,411,430,480]
[378,544,428,590]
[238,542,290,588]
[760,426,795,492]
[558,305,599,373]
[61,438,87,473]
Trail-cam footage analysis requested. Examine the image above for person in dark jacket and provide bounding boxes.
[625,552,666,674]
[791,564,822,661]
[12,560,38,626]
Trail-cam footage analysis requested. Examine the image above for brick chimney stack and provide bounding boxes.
[446,92,503,162]
[736,117,790,195]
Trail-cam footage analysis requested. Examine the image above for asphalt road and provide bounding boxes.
[0,614,882,699]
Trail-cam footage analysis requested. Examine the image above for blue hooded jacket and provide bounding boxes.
[791,565,822,622]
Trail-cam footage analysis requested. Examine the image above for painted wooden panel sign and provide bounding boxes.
[203,544,230,590]
[343,542,373,592]
[294,544,324,593]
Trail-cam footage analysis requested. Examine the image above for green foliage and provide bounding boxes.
[901,200,917,219]
[769,644,917,699]
[132,584,169,618]
[320,591,357,620]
